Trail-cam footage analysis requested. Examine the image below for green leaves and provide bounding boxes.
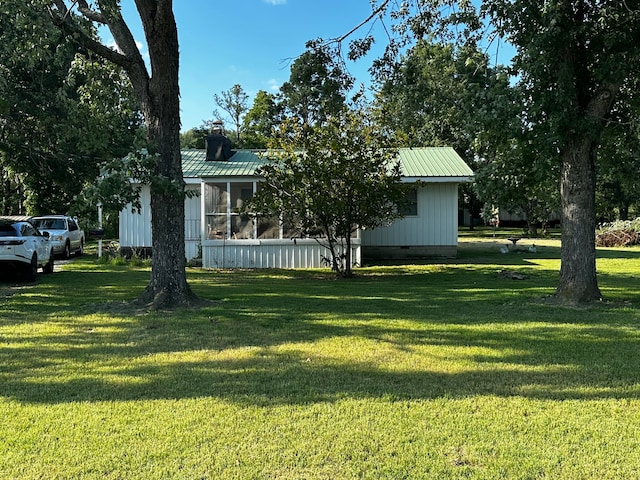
[244,110,408,277]
[280,41,354,127]
[0,1,142,217]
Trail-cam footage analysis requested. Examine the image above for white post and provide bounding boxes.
[97,202,103,258]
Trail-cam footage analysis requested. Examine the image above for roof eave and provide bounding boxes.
[402,175,474,183]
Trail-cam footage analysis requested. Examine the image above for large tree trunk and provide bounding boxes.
[132,0,197,309]
[48,0,198,309]
[554,135,601,303]
[136,104,196,308]
[552,78,619,304]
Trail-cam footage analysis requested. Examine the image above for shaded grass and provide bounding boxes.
[1,239,640,478]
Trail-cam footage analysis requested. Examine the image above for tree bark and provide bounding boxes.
[133,0,197,308]
[553,79,620,304]
[554,135,601,303]
[48,0,197,309]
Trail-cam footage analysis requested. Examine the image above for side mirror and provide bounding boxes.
[42,231,50,239]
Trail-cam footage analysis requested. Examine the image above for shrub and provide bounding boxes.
[596,219,640,247]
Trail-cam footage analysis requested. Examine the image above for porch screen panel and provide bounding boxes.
[257,216,279,239]
[230,182,254,239]
[253,183,281,239]
[205,183,227,238]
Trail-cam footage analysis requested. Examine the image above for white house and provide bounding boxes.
[119,146,473,269]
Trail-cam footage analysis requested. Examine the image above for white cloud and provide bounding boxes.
[266,79,281,91]
[263,0,287,4]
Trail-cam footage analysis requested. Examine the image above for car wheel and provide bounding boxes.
[43,253,54,274]
[64,241,71,259]
[76,240,84,257]
[24,255,37,282]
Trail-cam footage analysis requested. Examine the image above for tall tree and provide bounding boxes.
[484,0,640,303]
[280,40,354,126]
[353,0,640,304]
[242,90,283,149]
[212,84,249,145]
[48,0,198,309]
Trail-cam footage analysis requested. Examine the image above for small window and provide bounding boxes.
[0,225,17,237]
[399,188,418,217]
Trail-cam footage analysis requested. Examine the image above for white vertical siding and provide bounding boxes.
[119,184,202,260]
[184,185,201,240]
[362,183,459,247]
[119,185,152,248]
[184,185,201,260]
[202,239,361,269]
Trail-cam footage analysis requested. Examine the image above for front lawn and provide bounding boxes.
[1,238,640,479]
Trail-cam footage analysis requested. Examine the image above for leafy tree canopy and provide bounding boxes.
[242,90,284,149]
[244,109,409,278]
[596,78,640,221]
[280,40,355,127]
[0,0,142,218]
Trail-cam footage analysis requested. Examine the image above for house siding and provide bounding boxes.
[184,186,201,259]
[119,185,201,259]
[202,238,361,269]
[119,185,152,251]
[361,183,459,258]
[118,147,472,267]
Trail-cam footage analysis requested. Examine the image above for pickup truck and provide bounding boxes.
[31,215,85,259]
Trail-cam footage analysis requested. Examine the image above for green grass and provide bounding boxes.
[2,239,640,479]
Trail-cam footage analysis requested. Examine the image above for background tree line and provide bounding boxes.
[184,36,640,236]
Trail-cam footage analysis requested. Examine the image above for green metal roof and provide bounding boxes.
[180,147,473,181]
[182,149,265,177]
[397,147,474,179]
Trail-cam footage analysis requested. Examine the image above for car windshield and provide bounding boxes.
[34,218,65,229]
[0,225,18,237]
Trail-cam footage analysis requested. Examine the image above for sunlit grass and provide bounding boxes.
[2,239,640,478]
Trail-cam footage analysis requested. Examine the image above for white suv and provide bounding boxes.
[0,217,54,281]
[31,215,85,259]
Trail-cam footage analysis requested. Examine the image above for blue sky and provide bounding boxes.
[109,0,388,132]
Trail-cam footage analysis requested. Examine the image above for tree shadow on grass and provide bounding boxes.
[3,333,640,405]
[2,258,640,406]
[2,270,640,406]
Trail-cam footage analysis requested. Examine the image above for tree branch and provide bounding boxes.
[76,0,108,24]
[48,1,129,67]
[47,0,150,102]
[586,81,621,122]
[333,0,392,44]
